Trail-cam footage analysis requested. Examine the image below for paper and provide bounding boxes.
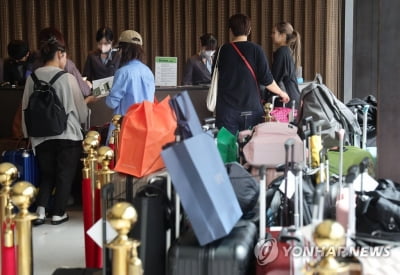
[87,218,118,248]
[155,56,177,86]
[279,171,296,199]
[92,76,114,97]
[353,173,379,192]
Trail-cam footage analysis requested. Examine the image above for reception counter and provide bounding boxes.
[88,85,212,127]
[0,85,212,138]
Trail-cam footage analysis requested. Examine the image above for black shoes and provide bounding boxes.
[32,206,69,226]
[32,217,45,226]
[51,213,69,225]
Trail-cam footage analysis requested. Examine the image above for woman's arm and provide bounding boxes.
[266,80,290,103]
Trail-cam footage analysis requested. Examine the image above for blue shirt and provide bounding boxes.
[105,59,155,142]
[106,59,155,116]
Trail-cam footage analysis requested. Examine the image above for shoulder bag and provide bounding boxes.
[206,46,222,112]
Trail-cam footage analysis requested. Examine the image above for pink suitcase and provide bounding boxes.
[243,122,303,168]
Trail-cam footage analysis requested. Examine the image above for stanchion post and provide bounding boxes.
[0,163,19,275]
[107,202,142,275]
[111,115,122,163]
[10,181,36,275]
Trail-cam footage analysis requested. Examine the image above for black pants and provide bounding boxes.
[216,105,264,134]
[35,139,82,216]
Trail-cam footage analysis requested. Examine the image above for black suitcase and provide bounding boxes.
[52,268,101,275]
[128,174,172,275]
[168,220,257,275]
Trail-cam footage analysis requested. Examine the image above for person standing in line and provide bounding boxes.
[22,35,95,226]
[270,22,301,109]
[215,13,289,134]
[83,27,120,82]
[33,27,93,97]
[182,33,217,85]
[105,30,155,139]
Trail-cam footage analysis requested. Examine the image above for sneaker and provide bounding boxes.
[33,206,46,226]
[51,213,69,225]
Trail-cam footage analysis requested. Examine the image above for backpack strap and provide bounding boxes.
[49,71,67,85]
[30,70,66,87]
[30,72,40,87]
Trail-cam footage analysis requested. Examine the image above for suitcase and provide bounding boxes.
[242,122,303,168]
[168,220,257,275]
[128,171,173,275]
[1,148,39,186]
[327,146,375,177]
[255,138,305,274]
[52,268,101,275]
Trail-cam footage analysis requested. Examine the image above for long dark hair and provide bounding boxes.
[119,42,144,66]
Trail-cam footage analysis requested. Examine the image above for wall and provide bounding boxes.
[377,0,400,182]
[0,0,344,96]
[352,0,379,99]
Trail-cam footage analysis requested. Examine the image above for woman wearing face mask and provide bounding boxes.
[182,33,217,85]
[83,27,121,82]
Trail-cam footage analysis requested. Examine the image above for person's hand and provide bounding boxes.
[86,80,93,89]
[279,91,290,104]
[84,95,98,104]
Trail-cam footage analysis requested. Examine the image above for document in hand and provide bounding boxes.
[92,76,114,97]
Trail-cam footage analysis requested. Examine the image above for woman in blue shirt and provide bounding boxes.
[105,30,155,139]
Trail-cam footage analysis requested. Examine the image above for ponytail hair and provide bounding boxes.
[290,30,301,69]
[275,22,301,69]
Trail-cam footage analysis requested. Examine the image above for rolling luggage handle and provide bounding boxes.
[282,138,295,226]
[344,165,359,248]
[361,105,370,150]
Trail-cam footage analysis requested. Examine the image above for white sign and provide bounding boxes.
[155,56,177,86]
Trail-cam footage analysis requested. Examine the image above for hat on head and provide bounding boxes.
[119,30,143,46]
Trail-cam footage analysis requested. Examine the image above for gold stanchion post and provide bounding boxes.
[107,202,142,275]
[97,146,115,187]
[111,114,122,163]
[0,163,19,275]
[10,181,36,275]
[83,135,100,219]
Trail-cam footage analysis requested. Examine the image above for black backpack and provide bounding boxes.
[24,71,69,137]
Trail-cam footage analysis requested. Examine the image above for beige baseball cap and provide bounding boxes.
[118,30,143,46]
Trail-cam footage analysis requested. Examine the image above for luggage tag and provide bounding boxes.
[279,170,296,199]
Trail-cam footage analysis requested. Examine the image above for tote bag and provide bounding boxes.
[161,132,242,245]
[206,47,222,112]
[114,96,177,177]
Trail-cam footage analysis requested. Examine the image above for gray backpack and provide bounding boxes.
[297,76,361,148]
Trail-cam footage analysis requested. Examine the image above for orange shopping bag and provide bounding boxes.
[114,96,177,177]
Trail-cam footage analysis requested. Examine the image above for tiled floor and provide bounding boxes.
[33,209,86,275]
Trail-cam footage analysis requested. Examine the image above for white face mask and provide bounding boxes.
[99,44,112,54]
[203,50,215,58]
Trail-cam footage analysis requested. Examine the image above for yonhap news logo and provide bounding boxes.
[254,238,279,265]
[254,238,392,265]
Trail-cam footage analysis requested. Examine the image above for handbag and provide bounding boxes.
[114,96,177,177]
[217,127,238,163]
[206,47,222,112]
[356,178,400,235]
[161,132,242,245]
